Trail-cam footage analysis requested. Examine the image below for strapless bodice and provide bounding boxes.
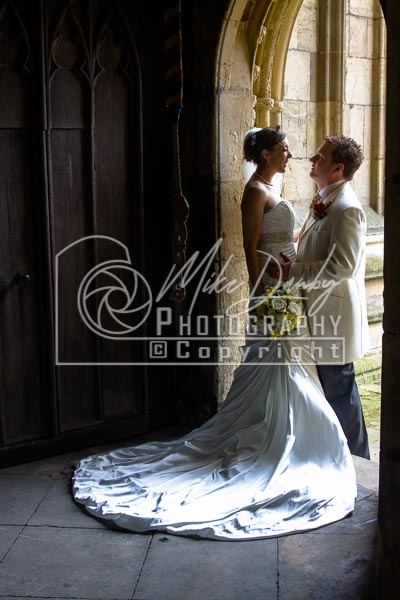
[257,199,296,285]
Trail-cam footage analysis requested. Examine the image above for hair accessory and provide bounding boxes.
[251,133,257,146]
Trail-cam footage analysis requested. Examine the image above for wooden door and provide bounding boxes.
[0,0,148,465]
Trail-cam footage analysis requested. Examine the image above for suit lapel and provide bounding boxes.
[300,213,317,238]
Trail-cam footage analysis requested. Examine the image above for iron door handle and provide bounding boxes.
[14,273,31,284]
[0,273,31,296]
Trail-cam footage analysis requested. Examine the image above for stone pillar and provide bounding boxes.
[255,97,283,128]
[270,99,283,128]
[317,0,345,137]
[370,7,386,216]
[377,0,400,595]
[255,96,275,127]
[253,0,300,129]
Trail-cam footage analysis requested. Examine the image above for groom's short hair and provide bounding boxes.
[324,136,363,180]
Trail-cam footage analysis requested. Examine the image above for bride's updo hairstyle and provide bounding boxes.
[243,125,287,165]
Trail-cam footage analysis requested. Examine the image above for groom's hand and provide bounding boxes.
[266,253,292,282]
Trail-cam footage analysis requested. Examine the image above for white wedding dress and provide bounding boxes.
[73,200,357,540]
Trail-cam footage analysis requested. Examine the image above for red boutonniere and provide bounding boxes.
[312,198,334,220]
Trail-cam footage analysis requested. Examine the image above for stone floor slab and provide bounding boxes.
[0,453,73,476]
[0,597,132,600]
[133,533,278,600]
[353,456,379,494]
[310,495,378,536]
[0,526,150,599]
[0,525,23,561]
[0,474,52,525]
[28,480,106,529]
[357,482,378,501]
[278,532,376,599]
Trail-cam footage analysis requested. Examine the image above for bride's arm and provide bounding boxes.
[293,228,301,243]
[241,188,266,296]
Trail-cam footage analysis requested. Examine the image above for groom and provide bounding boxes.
[267,135,370,459]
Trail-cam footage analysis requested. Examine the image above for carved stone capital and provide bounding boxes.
[256,97,275,110]
[271,100,283,113]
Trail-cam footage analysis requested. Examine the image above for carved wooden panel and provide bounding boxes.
[0,0,146,461]
[0,0,51,445]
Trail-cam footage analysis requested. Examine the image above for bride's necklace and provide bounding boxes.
[254,172,274,187]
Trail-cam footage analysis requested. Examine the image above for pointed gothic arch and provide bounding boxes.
[214,0,305,398]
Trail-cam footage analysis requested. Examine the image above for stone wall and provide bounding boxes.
[282,0,386,214]
[282,0,319,215]
[281,0,385,369]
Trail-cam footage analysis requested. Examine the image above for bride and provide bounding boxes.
[73,127,357,540]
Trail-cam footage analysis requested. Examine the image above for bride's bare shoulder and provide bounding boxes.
[241,179,274,212]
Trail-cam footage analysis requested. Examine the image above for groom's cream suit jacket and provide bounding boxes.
[289,180,370,364]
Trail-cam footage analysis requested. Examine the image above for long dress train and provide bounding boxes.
[72,200,357,540]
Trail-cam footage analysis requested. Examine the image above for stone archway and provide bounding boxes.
[214,0,386,406]
[214,0,302,398]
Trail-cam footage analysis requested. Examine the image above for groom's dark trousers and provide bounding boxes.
[316,363,370,459]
